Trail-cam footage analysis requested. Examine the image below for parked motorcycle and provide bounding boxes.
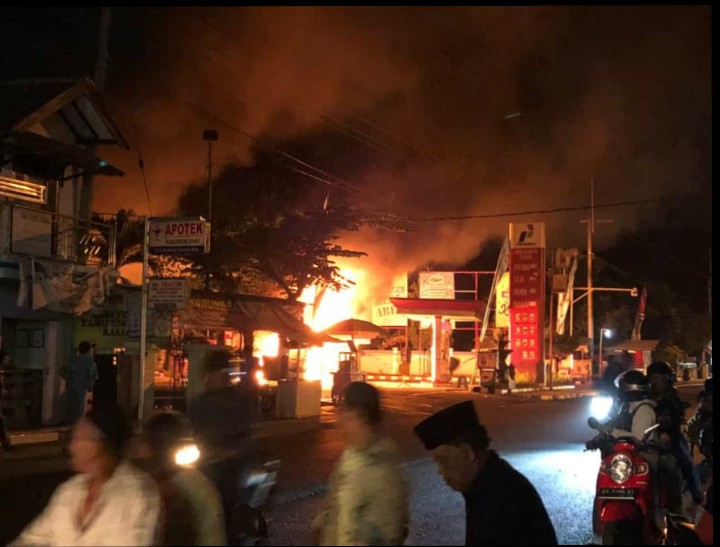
[586,417,666,545]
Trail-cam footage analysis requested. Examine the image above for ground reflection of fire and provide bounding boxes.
[300,267,368,390]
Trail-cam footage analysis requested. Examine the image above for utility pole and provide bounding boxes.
[580,178,612,373]
[709,248,712,316]
[79,7,112,220]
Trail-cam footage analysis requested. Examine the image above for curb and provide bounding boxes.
[9,416,327,447]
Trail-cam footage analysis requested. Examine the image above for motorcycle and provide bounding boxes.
[138,423,280,546]
[193,441,280,546]
[586,417,666,545]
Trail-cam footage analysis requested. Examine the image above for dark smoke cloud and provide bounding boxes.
[59,7,709,273]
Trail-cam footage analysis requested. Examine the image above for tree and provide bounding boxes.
[176,155,401,299]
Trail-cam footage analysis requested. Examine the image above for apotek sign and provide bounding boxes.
[419,271,455,300]
[149,218,210,254]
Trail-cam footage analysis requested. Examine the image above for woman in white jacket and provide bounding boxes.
[11,404,161,546]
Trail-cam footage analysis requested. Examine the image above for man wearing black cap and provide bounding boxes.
[415,401,557,546]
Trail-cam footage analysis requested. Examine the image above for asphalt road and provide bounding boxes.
[0,385,704,545]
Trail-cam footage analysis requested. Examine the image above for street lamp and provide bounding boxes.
[598,328,613,375]
[203,129,219,222]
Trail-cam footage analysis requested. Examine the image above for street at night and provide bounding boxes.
[0,385,704,545]
[0,6,712,547]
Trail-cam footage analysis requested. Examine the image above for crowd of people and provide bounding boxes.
[4,344,713,546]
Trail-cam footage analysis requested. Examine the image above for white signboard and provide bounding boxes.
[148,218,210,254]
[148,278,190,310]
[509,222,546,249]
[11,207,52,257]
[419,271,455,300]
[495,272,510,328]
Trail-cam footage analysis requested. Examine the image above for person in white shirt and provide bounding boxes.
[11,404,161,547]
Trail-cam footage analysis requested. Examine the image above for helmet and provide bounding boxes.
[615,369,650,402]
[647,360,675,380]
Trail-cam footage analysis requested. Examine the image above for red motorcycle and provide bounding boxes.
[586,417,666,545]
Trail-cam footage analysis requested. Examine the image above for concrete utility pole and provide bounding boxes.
[580,178,612,351]
[79,7,112,220]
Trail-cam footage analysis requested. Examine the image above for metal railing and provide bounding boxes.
[0,201,116,269]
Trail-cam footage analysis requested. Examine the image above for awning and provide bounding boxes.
[180,293,331,345]
[608,340,660,353]
[8,77,129,149]
[2,131,124,177]
[389,298,486,320]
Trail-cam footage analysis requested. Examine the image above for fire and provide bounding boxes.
[254,331,280,358]
[300,267,368,332]
[300,266,369,390]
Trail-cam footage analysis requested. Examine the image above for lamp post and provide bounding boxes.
[202,129,219,222]
[598,328,613,377]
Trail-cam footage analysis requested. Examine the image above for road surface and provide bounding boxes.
[0,385,703,545]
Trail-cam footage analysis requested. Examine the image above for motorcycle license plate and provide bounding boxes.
[598,487,637,500]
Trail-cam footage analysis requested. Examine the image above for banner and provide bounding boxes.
[631,287,648,340]
[556,253,578,335]
[495,272,510,329]
[479,236,510,342]
[419,271,455,299]
[17,257,117,315]
[508,223,546,383]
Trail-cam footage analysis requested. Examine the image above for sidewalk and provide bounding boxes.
[8,413,329,447]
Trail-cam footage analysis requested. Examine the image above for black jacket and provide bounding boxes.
[463,451,558,546]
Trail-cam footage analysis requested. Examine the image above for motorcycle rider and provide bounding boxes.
[647,360,704,507]
[187,349,262,520]
[592,369,658,539]
[133,412,227,546]
[600,369,657,442]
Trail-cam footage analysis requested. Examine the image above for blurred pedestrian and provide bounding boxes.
[65,341,98,426]
[311,382,409,546]
[415,401,557,546]
[11,404,161,546]
[1,349,13,452]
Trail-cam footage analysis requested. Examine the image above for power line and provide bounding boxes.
[412,197,668,222]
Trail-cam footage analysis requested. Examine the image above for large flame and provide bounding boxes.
[300,267,369,390]
[300,267,368,332]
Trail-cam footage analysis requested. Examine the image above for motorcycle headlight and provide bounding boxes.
[609,455,633,484]
[174,444,201,467]
[590,396,614,421]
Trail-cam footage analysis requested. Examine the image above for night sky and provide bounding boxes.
[2,6,711,271]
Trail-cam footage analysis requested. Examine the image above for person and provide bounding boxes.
[187,349,257,451]
[688,377,713,458]
[695,481,713,545]
[65,341,99,426]
[647,360,703,506]
[602,369,657,442]
[312,382,409,546]
[11,403,161,546]
[414,400,557,546]
[1,349,13,452]
[134,412,227,546]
